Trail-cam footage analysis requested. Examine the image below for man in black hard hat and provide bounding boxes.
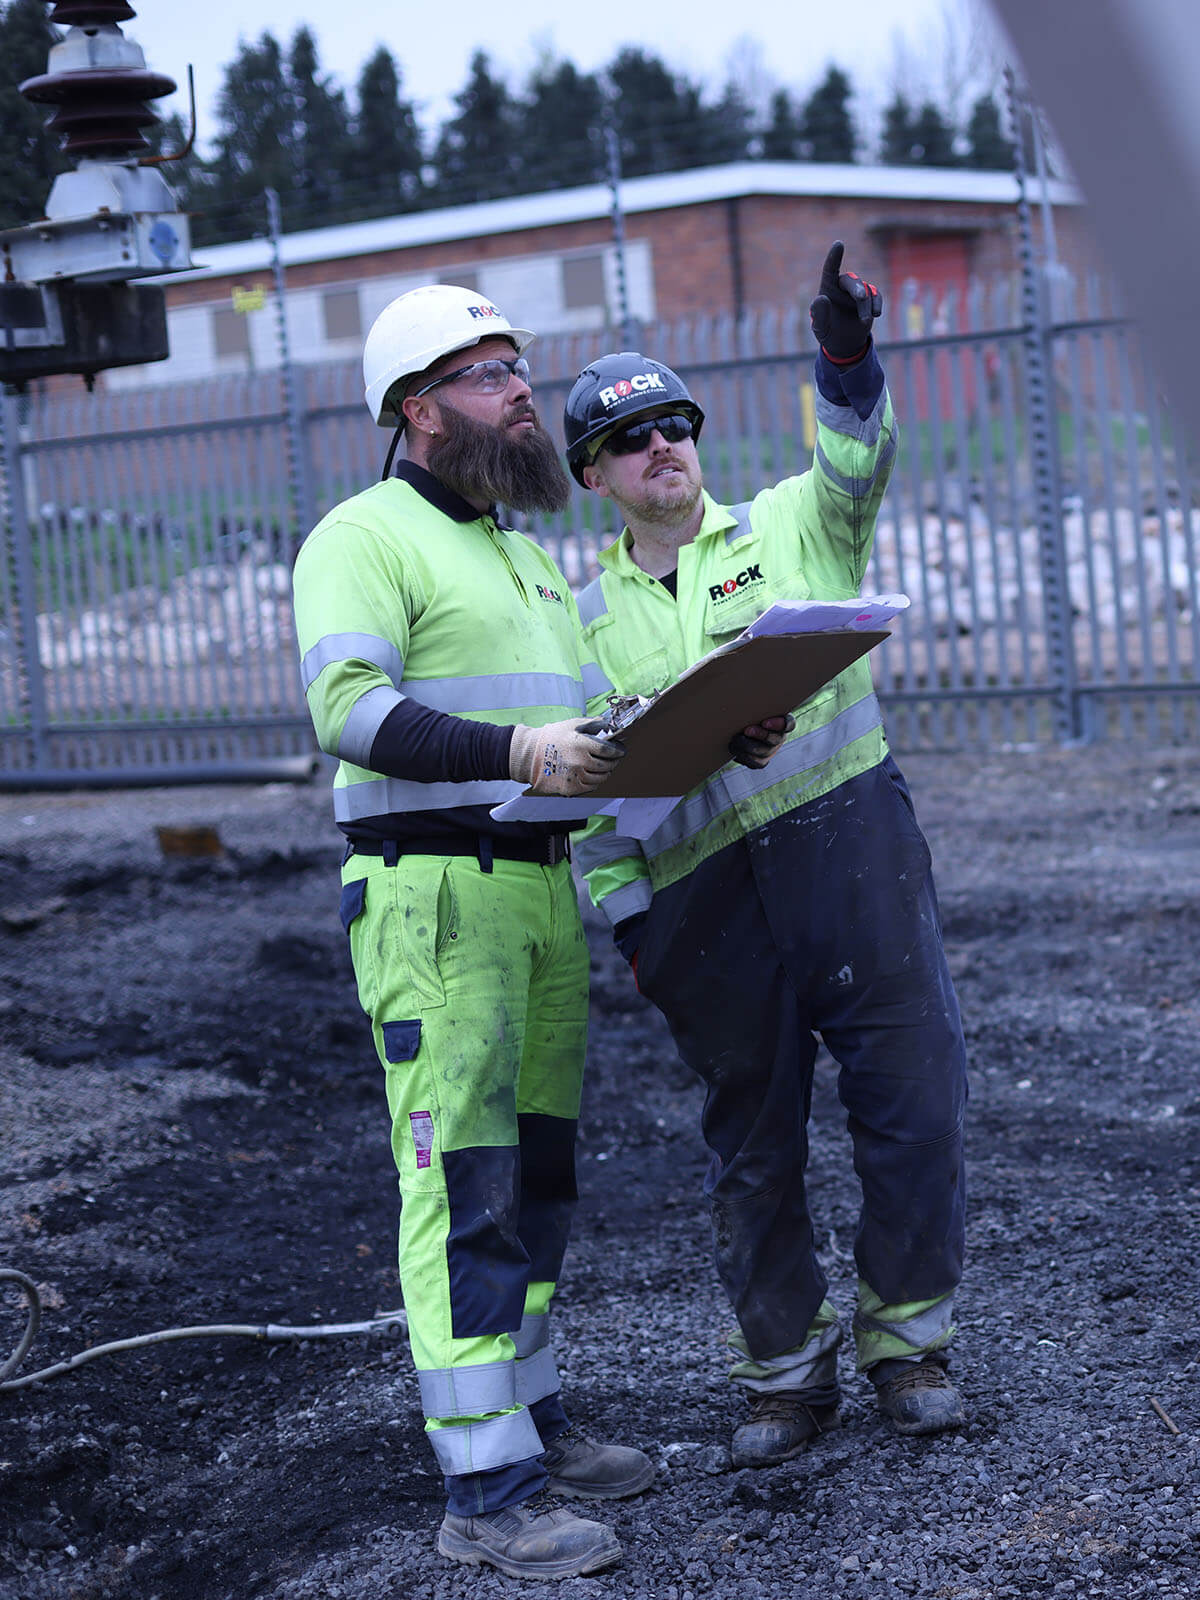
[564,245,969,1466]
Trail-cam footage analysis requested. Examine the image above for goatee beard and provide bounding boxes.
[426,402,571,514]
[622,477,703,528]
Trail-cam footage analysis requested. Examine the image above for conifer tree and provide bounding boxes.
[760,88,805,161]
[519,59,605,192]
[911,100,957,166]
[345,47,425,215]
[289,26,353,227]
[433,52,523,204]
[964,93,1012,169]
[800,66,856,163]
[881,93,921,165]
[0,0,69,230]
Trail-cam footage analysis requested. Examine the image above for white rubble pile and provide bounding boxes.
[870,504,1200,639]
[35,557,295,675]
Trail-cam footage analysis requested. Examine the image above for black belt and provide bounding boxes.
[344,833,570,873]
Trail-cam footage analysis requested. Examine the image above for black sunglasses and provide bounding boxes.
[594,412,696,459]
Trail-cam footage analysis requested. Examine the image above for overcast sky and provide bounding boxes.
[115,0,1009,153]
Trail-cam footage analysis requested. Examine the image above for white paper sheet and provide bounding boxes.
[736,593,910,639]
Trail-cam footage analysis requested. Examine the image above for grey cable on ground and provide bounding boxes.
[0,1266,407,1393]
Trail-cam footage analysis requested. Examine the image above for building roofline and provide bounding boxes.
[161,161,1082,286]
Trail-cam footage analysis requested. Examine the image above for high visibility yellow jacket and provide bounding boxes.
[293,464,599,837]
[574,380,899,932]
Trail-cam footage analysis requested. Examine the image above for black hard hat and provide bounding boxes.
[563,351,705,485]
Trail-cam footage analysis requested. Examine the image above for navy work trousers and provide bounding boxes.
[632,755,968,1361]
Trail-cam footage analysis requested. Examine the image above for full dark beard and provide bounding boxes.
[426,402,571,514]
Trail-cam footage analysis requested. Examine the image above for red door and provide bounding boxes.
[885,231,974,419]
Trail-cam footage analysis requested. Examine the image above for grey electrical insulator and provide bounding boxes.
[0,1,193,388]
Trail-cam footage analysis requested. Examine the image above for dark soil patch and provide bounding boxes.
[1,748,1198,1599]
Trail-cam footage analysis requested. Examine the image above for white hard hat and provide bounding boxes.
[362,284,536,427]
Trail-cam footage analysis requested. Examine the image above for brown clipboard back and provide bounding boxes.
[580,629,890,799]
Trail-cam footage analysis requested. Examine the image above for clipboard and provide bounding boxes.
[581,628,890,799]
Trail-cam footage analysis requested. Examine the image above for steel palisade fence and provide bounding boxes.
[1,275,1197,786]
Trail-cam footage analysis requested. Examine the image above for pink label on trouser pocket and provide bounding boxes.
[409,1110,435,1168]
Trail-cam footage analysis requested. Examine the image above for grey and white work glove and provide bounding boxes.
[728,712,796,769]
[509,718,625,797]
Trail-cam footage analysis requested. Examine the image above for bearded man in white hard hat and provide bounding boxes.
[292,285,648,1581]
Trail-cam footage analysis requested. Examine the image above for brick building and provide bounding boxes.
[114,160,1090,389]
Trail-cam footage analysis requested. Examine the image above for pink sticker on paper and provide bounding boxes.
[410,1110,435,1169]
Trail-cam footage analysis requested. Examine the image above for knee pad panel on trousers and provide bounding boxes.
[443,1144,530,1338]
[516,1112,578,1283]
[852,1122,966,1308]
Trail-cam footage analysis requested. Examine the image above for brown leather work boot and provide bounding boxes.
[871,1355,965,1435]
[731,1392,841,1468]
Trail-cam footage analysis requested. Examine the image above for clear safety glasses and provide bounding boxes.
[411,355,531,399]
[593,412,695,459]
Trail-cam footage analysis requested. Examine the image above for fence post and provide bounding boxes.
[265,189,317,548]
[0,386,49,773]
[1007,69,1082,743]
[603,120,634,347]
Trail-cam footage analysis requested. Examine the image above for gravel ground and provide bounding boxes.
[1,743,1199,1600]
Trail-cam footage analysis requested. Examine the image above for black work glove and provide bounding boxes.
[612,913,646,966]
[809,241,882,365]
[728,713,796,769]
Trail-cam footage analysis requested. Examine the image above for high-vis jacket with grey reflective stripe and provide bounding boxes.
[292,475,590,828]
[574,382,898,921]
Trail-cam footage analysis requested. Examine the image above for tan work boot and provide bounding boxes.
[541,1423,655,1499]
[871,1355,965,1435]
[731,1392,841,1468]
[437,1490,622,1579]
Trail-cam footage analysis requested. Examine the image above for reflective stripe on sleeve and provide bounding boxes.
[815,431,898,498]
[593,877,653,929]
[425,1408,545,1474]
[815,388,888,446]
[337,683,405,768]
[573,828,643,874]
[301,631,404,690]
[418,1360,516,1421]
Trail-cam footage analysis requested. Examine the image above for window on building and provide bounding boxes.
[562,253,607,311]
[212,306,250,359]
[322,288,361,342]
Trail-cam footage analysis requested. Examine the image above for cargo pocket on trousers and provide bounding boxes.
[340,877,367,933]
[382,1019,422,1062]
[382,1021,438,1175]
[339,876,378,1018]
